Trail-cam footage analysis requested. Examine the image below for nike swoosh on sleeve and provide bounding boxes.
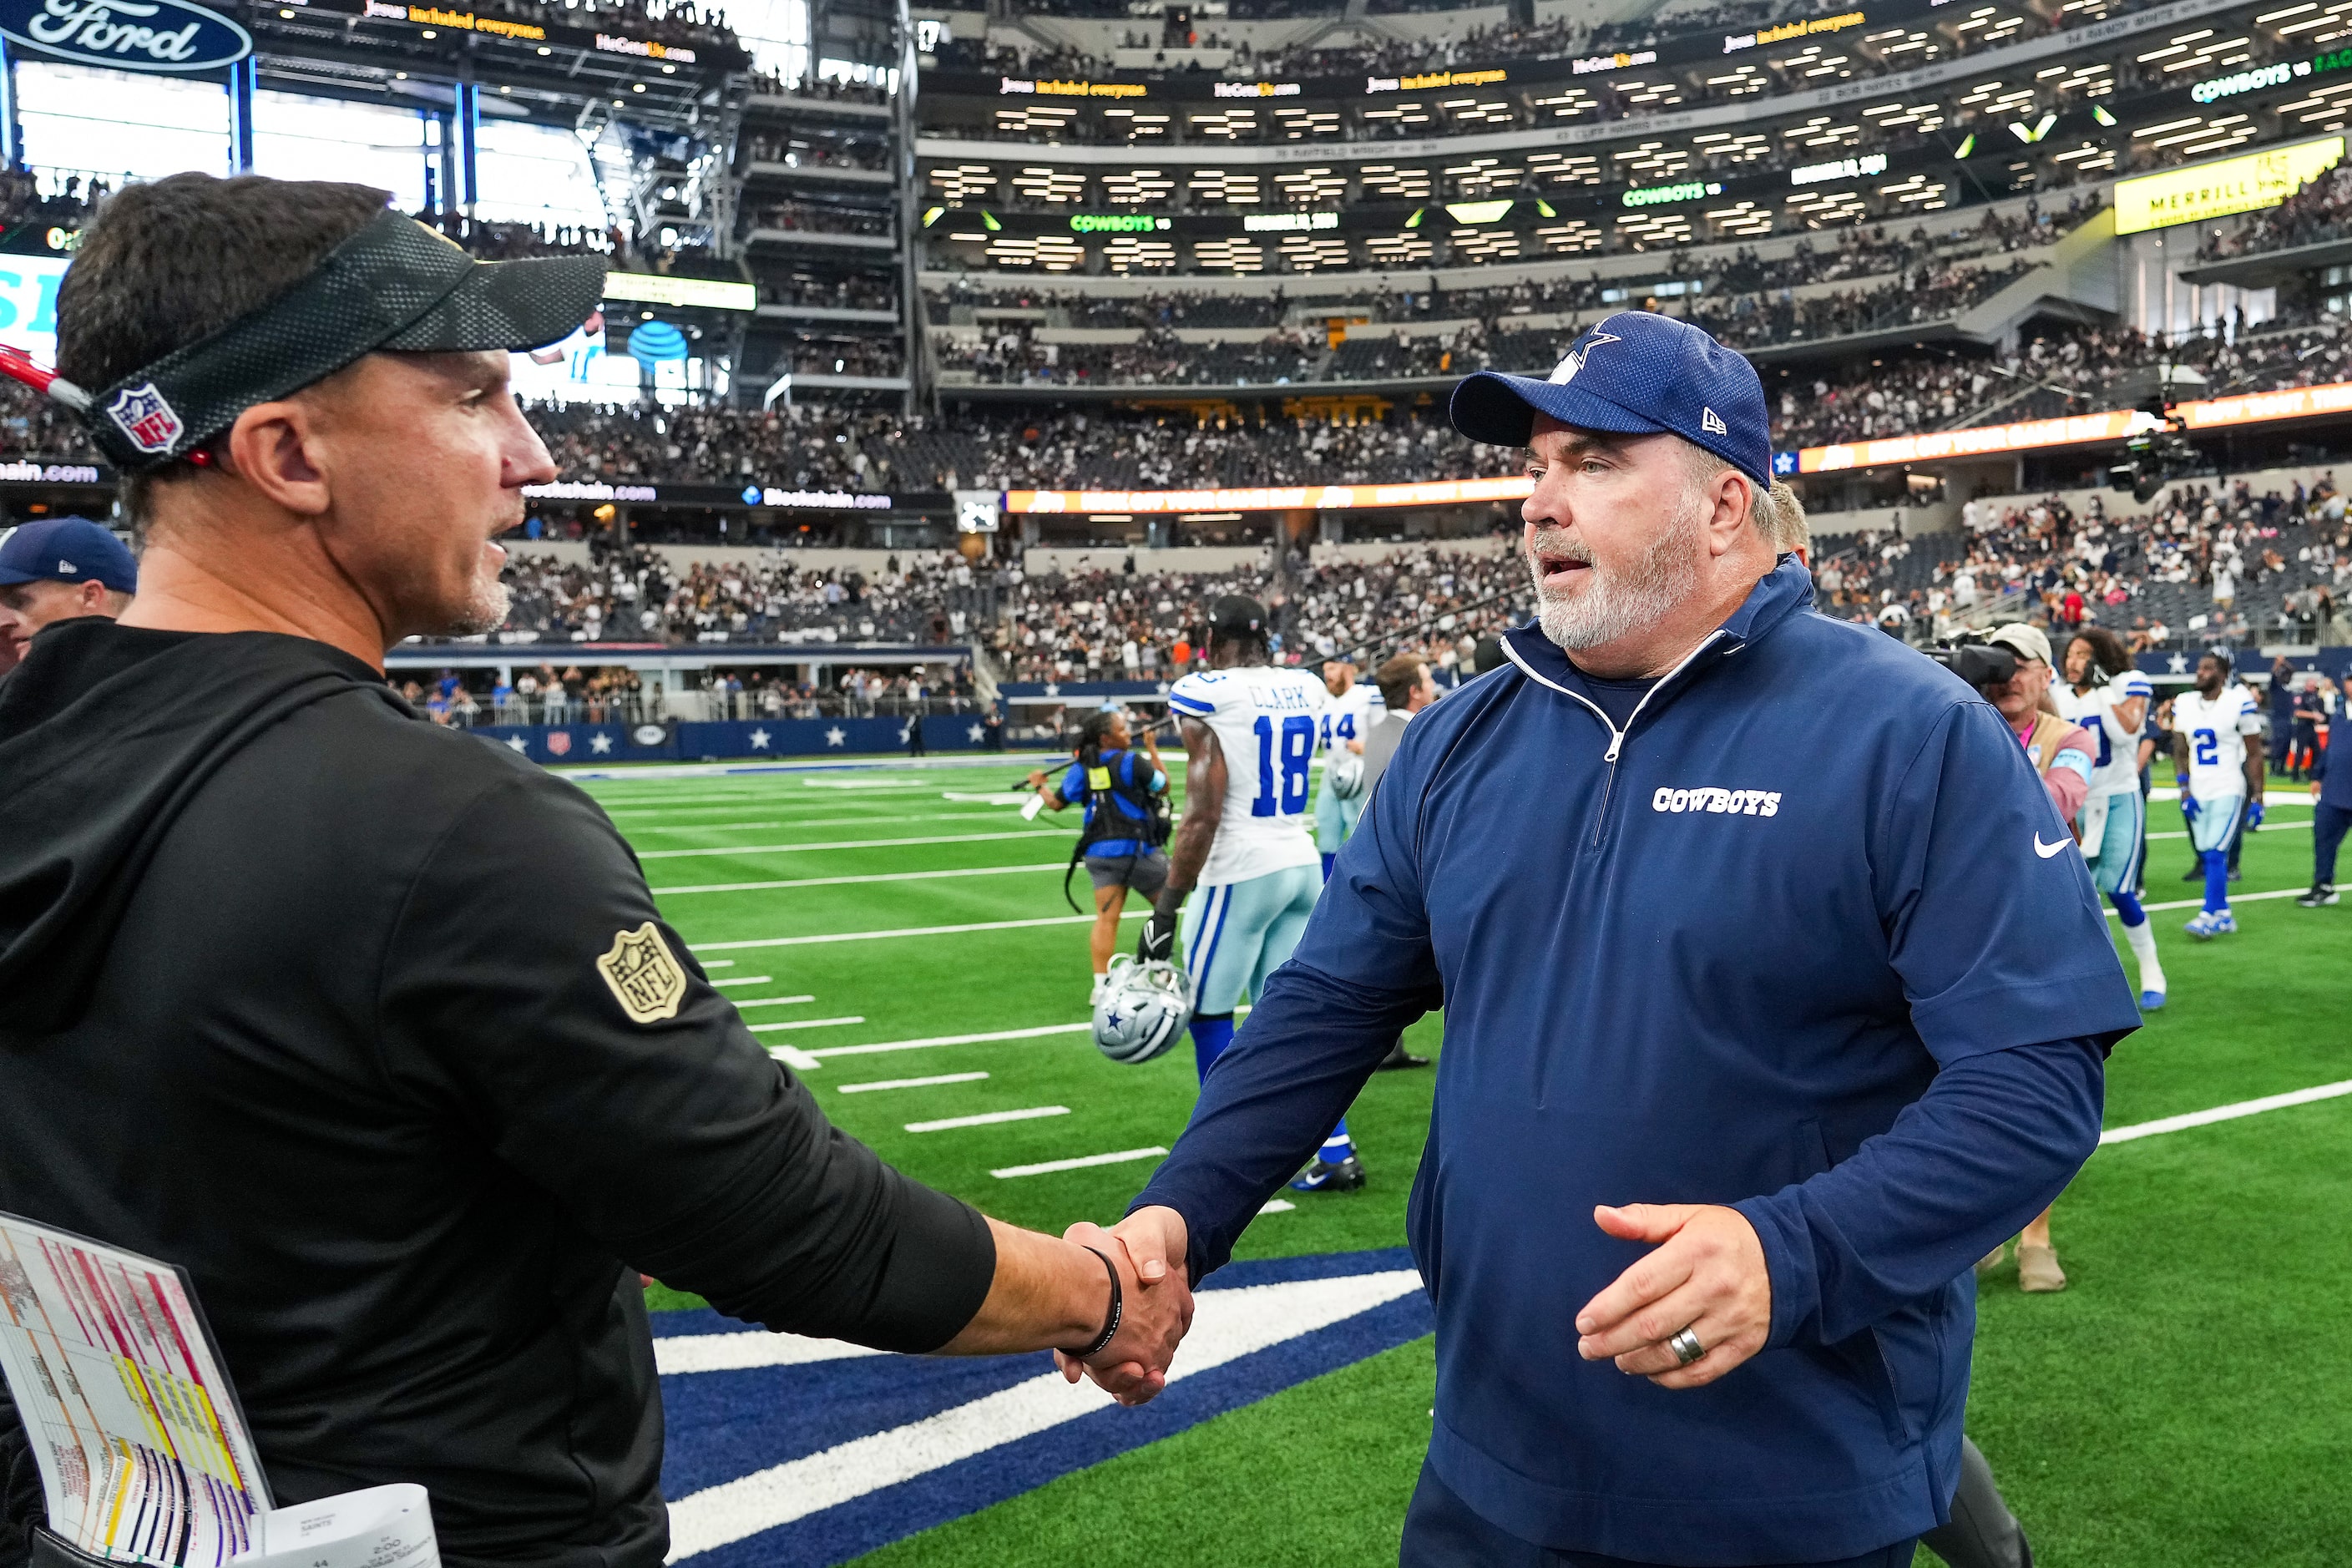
[2033,835,2069,859]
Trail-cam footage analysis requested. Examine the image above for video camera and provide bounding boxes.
[2107,397,2199,504]
[1926,634,2017,693]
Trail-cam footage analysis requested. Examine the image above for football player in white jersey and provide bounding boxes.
[2060,631,2164,1005]
[1313,658,1381,878]
[1140,595,1364,1191]
[2170,650,2267,938]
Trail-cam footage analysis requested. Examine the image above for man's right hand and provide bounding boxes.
[1057,1211,1193,1404]
[1138,889,1183,963]
[2180,791,2198,822]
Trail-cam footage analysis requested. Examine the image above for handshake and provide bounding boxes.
[1050,1207,1195,1404]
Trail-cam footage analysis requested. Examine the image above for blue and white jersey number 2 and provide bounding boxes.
[1252,714,1315,817]
[2193,728,2218,767]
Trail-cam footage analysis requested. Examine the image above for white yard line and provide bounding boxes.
[2101,1080,2352,1145]
[732,995,817,1009]
[703,959,735,969]
[711,975,771,987]
[653,863,1068,897]
[746,1015,864,1033]
[2105,887,2310,918]
[991,1146,1168,1180]
[2147,821,2310,842]
[630,811,1040,832]
[692,912,1146,953]
[905,1106,1071,1134]
[1258,1199,1296,1215]
[807,1023,1094,1059]
[765,1044,822,1072]
[837,1072,990,1095]
[639,829,1072,860]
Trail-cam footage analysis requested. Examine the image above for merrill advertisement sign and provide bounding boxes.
[0,0,251,71]
[2112,135,2346,235]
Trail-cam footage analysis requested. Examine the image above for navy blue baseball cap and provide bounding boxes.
[0,517,139,593]
[1449,311,1774,486]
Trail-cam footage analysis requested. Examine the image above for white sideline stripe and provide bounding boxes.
[693,911,1147,952]
[765,1044,823,1071]
[746,1015,864,1033]
[640,829,1073,859]
[802,779,950,791]
[711,975,771,987]
[654,862,1068,897]
[837,1071,990,1095]
[991,1146,1166,1180]
[732,994,817,1009]
[941,792,1035,804]
[655,1333,883,1376]
[2148,821,2310,842]
[905,1105,1070,1134]
[808,1022,1094,1058]
[2106,887,2309,919]
[662,1269,1426,1559]
[2100,1080,2352,1146]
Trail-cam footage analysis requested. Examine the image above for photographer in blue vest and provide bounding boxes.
[1029,705,1171,1004]
[1075,312,2140,1566]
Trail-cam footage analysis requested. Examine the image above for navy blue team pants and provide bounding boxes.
[2316,801,2350,886]
[1399,1462,1916,1568]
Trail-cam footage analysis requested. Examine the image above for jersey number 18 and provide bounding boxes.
[1252,715,1314,817]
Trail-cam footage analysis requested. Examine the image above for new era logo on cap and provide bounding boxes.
[1702,407,1727,435]
[58,559,77,574]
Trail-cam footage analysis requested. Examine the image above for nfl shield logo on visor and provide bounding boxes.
[106,383,184,456]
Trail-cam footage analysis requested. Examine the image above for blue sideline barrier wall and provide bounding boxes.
[473,715,999,764]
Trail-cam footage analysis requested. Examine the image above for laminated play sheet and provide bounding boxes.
[0,1212,268,1565]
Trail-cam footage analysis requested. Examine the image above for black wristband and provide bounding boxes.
[1061,1244,1122,1359]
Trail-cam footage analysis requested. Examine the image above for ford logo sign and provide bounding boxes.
[631,723,667,746]
[0,0,251,72]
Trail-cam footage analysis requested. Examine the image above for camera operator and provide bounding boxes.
[1973,624,2096,1296]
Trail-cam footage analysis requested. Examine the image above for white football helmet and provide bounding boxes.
[1092,955,1193,1065]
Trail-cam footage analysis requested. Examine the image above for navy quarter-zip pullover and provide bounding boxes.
[1133,559,2139,1565]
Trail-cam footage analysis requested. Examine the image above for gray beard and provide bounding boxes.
[436,574,513,639]
[1525,502,1704,651]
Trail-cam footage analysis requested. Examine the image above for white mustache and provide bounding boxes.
[1526,531,1592,568]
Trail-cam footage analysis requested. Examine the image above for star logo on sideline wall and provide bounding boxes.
[589,733,615,754]
[749,728,772,750]
[824,726,847,746]
[505,736,530,753]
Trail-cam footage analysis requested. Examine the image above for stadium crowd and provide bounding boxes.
[1817,478,2352,649]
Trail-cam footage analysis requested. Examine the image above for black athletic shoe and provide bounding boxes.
[1374,1042,1431,1071]
[2299,883,2340,908]
[1289,1153,1367,1193]
[2180,864,2203,881]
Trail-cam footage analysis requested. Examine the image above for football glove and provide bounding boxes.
[2180,792,2198,823]
[1137,888,1183,964]
[2247,800,2265,829]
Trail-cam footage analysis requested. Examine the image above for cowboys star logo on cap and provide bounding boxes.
[1546,331,1621,387]
[105,382,183,456]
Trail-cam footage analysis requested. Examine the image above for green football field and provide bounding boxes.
[570,753,2347,1567]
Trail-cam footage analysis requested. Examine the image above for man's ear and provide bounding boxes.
[1708,471,1758,554]
[221,398,331,516]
